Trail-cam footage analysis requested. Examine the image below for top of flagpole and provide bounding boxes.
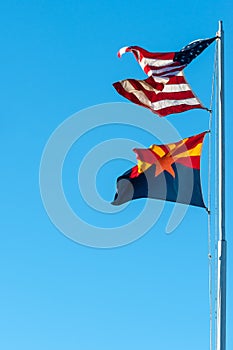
[218,20,223,35]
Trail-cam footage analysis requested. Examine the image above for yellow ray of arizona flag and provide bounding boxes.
[112,131,207,208]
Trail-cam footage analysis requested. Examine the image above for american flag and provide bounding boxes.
[117,37,216,82]
[113,37,216,117]
[113,71,205,117]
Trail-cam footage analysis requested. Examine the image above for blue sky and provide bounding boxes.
[1,1,232,349]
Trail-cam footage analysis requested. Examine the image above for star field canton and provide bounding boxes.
[174,37,217,65]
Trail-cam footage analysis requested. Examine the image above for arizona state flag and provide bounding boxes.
[112,132,207,208]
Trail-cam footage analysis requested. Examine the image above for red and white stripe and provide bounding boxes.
[113,72,205,117]
[117,46,186,82]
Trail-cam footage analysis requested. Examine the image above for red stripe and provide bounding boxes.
[149,90,198,103]
[128,77,164,91]
[165,75,184,84]
[126,46,175,60]
[144,65,151,75]
[156,103,203,117]
[166,74,188,85]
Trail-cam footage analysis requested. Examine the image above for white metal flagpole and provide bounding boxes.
[216,20,227,350]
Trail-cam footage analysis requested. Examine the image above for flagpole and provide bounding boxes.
[216,20,227,350]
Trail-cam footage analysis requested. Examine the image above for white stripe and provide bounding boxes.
[131,90,152,107]
[120,81,155,107]
[118,48,174,68]
[151,98,201,111]
[141,57,174,67]
[148,74,169,84]
[121,80,160,92]
[149,64,184,75]
[118,46,129,57]
[122,80,191,93]
[159,70,184,77]
[150,66,185,76]
[162,83,191,92]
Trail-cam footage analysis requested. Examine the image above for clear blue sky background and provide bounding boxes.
[1,1,232,349]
